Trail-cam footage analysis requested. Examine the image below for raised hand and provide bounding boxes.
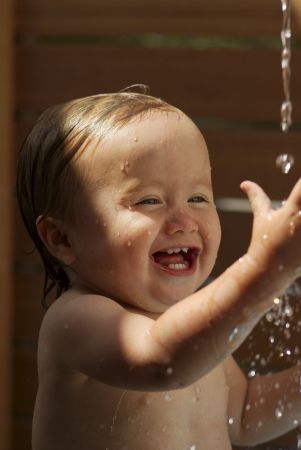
[240,178,301,285]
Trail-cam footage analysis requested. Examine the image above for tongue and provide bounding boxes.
[153,252,185,266]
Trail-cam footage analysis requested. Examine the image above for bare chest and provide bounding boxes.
[34,366,231,450]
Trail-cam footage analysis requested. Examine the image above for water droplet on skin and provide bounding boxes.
[293,419,298,426]
[278,264,284,271]
[228,417,234,425]
[245,403,251,411]
[262,234,268,241]
[134,137,138,142]
[229,327,239,343]
[274,297,281,305]
[117,232,121,237]
[269,335,275,344]
[289,220,296,235]
[274,382,281,389]
[166,367,173,376]
[120,160,130,172]
[276,153,294,174]
[164,393,172,402]
[257,420,263,428]
[103,222,107,228]
[162,425,167,433]
[190,446,196,450]
[127,240,132,247]
[248,369,256,378]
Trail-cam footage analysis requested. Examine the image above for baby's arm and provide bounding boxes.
[224,356,301,446]
[46,178,301,390]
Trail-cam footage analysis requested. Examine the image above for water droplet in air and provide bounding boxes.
[275,407,283,419]
[248,369,256,378]
[276,153,294,174]
[284,305,293,317]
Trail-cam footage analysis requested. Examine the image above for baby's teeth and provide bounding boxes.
[167,248,181,254]
[166,247,188,254]
[168,263,188,270]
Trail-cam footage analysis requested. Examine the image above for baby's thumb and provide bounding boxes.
[240,181,271,215]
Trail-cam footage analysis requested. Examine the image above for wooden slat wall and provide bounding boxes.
[13,1,301,449]
[0,1,14,450]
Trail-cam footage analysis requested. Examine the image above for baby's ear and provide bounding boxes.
[36,216,75,265]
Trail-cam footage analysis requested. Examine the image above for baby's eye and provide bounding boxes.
[136,197,161,205]
[188,195,208,203]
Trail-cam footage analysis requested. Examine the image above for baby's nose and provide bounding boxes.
[164,209,199,235]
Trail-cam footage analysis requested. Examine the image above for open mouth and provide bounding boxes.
[151,247,199,275]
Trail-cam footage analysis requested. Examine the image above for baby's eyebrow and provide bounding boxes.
[122,178,165,193]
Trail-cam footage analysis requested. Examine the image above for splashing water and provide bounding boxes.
[276,153,295,174]
[280,0,292,132]
[275,0,295,175]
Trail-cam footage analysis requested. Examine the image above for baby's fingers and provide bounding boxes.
[240,181,271,215]
[287,178,301,210]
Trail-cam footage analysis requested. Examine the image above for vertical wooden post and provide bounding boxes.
[0,0,14,448]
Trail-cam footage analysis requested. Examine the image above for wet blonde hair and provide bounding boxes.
[16,85,172,307]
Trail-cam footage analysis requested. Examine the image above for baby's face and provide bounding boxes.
[67,110,221,312]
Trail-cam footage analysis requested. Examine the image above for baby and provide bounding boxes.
[17,87,301,450]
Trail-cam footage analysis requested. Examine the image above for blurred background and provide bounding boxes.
[1,0,301,449]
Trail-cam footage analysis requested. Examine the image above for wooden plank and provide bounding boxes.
[206,130,301,199]
[14,273,45,341]
[13,347,37,415]
[15,44,301,122]
[16,0,300,38]
[12,420,32,450]
[0,0,14,448]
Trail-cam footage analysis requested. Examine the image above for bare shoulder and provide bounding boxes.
[37,288,160,388]
[37,289,127,373]
[39,288,124,345]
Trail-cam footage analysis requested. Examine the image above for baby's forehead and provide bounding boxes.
[76,108,207,169]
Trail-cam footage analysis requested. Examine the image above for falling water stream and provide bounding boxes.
[277,0,295,173]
